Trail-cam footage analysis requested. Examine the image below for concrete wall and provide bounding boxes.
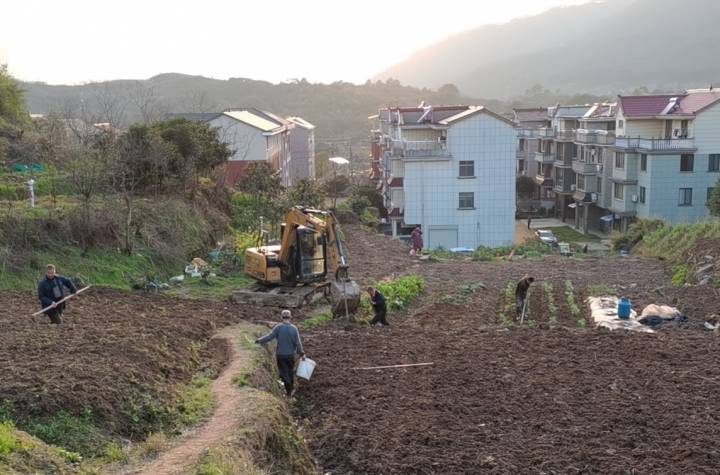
[209,115,267,162]
[288,125,315,184]
[404,113,515,249]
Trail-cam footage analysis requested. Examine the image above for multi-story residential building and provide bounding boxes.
[287,117,316,182]
[371,104,516,249]
[607,89,720,231]
[571,103,617,233]
[513,108,550,180]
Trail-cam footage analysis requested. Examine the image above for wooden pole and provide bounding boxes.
[352,362,433,371]
[32,286,92,317]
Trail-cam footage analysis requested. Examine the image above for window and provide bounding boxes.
[640,154,647,172]
[615,152,625,169]
[709,154,720,172]
[459,192,474,209]
[618,120,624,129]
[708,187,715,203]
[679,188,693,206]
[459,161,475,178]
[680,154,694,172]
[639,186,646,204]
[681,120,689,138]
[518,160,525,174]
[577,175,586,190]
[597,177,602,193]
[519,139,525,152]
[613,183,624,200]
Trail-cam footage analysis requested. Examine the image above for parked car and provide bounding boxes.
[535,229,558,246]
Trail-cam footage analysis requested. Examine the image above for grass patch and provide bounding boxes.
[545,226,600,243]
[473,242,549,262]
[300,312,333,329]
[25,408,109,459]
[196,447,262,475]
[0,421,21,455]
[177,375,214,427]
[498,281,516,326]
[672,265,689,287]
[587,283,617,296]
[167,273,255,301]
[0,245,162,291]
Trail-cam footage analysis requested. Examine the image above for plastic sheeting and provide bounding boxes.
[586,296,654,333]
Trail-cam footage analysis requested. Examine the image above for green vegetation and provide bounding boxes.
[440,282,486,306]
[543,282,558,323]
[167,273,255,301]
[196,447,261,475]
[672,265,690,287]
[640,222,720,261]
[546,226,600,243]
[375,275,424,310]
[498,281,516,326]
[473,242,549,261]
[300,313,333,329]
[26,409,108,458]
[0,421,20,455]
[586,283,617,296]
[612,218,666,251]
[176,375,214,427]
[564,280,582,323]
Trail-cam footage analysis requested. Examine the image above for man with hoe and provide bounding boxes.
[515,275,535,320]
[255,309,305,398]
[37,264,77,324]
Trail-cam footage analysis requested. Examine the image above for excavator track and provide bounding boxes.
[232,283,330,309]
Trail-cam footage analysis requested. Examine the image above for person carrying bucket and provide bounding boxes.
[255,309,305,397]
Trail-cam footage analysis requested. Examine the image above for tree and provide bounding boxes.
[438,83,460,97]
[314,151,330,178]
[0,65,28,130]
[284,178,326,209]
[236,162,285,233]
[707,179,720,217]
[67,146,108,223]
[516,176,536,198]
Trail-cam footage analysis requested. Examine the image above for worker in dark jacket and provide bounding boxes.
[368,286,389,326]
[37,264,77,324]
[515,275,535,319]
[255,310,305,397]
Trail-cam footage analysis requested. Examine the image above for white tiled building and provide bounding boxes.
[372,105,516,249]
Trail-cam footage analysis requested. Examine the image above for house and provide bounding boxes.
[513,108,550,180]
[609,89,720,230]
[170,108,316,187]
[287,117,316,182]
[372,104,516,249]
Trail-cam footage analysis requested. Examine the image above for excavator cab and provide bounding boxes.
[292,226,327,283]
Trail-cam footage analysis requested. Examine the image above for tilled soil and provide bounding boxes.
[0,288,272,438]
[298,229,720,474]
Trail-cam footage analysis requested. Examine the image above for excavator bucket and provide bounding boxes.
[329,279,361,317]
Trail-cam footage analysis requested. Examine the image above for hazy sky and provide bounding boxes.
[2,0,589,85]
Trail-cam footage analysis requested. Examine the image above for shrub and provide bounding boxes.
[672,265,689,287]
[612,218,666,251]
[375,275,424,310]
[0,421,19,455]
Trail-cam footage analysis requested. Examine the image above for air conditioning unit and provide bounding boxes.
[571,184,577,191]
[631,194,639,203]
[591,193,598,203]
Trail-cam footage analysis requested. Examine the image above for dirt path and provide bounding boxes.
[134,327,249,475]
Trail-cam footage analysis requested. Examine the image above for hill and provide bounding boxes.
[20,74,500,146]
[375,0,720,97]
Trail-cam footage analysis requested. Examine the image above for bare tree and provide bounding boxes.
[92,82,128,128]
[129,81,165,123]
[184,91,218,114]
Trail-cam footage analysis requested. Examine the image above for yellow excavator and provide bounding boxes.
[235,206,360,316]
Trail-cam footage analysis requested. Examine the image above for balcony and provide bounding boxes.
[615,137,695,152]
[538,128,555,138]
[555,130,576,141]
[534,151,555,163]
[554,157,572,168]
[535,174,553,186]
[391,139,451,159]
[516,150,534,160]
[575,129,616,145]
[517,128,540,138]
[554,182,572,194]
[572,160,600,175]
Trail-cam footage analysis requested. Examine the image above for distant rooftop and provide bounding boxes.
[619,89,720,118]
[513,108,549,123]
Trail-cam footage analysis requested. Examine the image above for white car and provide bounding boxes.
[535,229,558,246]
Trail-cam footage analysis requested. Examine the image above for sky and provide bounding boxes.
[2,0,589,85]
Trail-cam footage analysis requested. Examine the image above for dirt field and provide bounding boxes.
[0,288,273,439]
[296,227,720,474]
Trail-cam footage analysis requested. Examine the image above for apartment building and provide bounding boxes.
[514,108,549,179]
[514,89,720,234]
[287,117,316,182]
[371,104,517,249]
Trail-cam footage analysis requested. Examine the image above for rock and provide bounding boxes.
[699,276,711,286]
[704,255,715,261]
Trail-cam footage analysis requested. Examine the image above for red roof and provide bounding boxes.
[388,177,403,187]
[619,95,679,118]
[678,91,720,114]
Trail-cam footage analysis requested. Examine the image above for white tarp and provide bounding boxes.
[586,296,654,333]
